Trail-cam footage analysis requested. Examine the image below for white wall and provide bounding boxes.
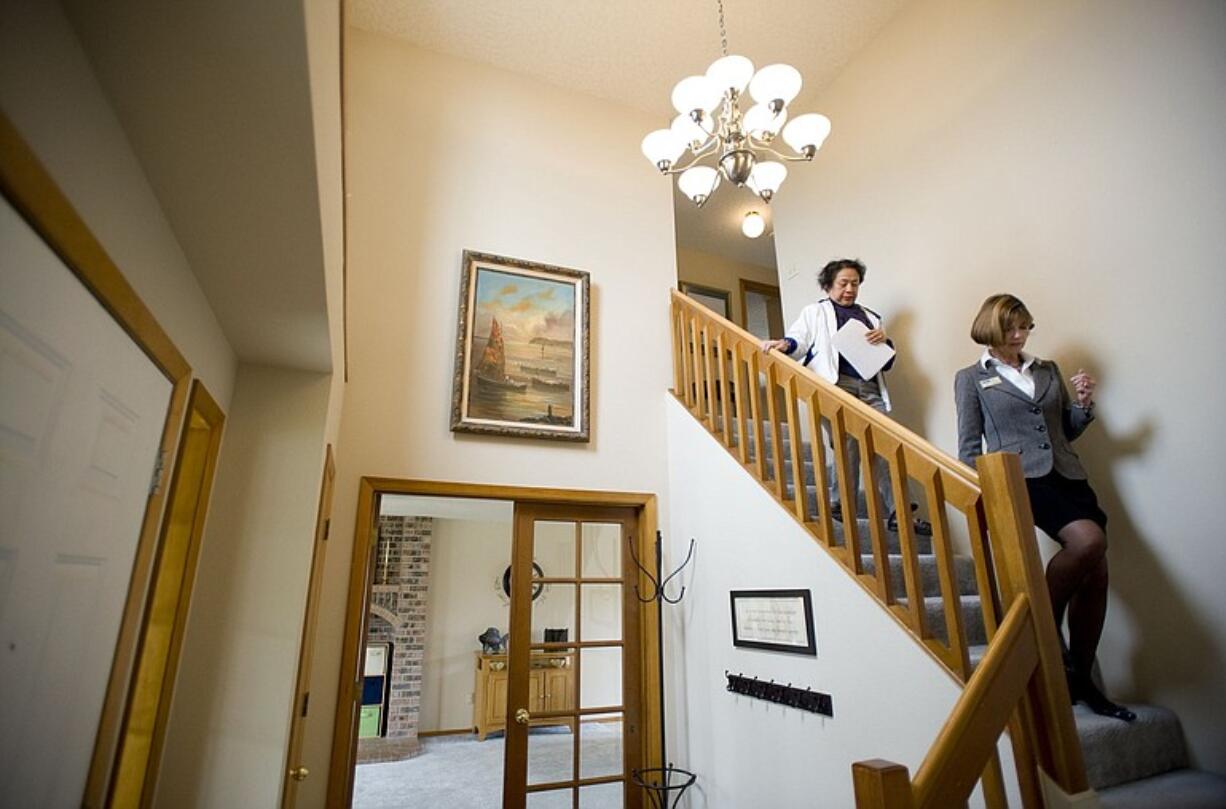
[665,397,1016,807]
[421,519,512,733]
[155,364,332,808]
[299,29,678,808]
[0,0,236,407]
[772,0,1226,770]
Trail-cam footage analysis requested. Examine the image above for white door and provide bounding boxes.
[0,197,174,807]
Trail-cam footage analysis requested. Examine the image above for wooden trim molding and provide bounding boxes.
[0,110,196,808]
[326,477,661,808]
[737,278,780,331]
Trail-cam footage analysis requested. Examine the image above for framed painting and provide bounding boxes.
[451,250,591,441]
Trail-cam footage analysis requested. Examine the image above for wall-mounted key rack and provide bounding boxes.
[724,671,833,717]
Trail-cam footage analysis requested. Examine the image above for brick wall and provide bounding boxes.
[357,515,432,762]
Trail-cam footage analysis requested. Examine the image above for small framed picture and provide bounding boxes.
[451,250,591,442]
[730,589,817,655]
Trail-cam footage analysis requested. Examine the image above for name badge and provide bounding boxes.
[979,377,1002,389]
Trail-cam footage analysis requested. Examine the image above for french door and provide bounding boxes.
[505,504,645,808]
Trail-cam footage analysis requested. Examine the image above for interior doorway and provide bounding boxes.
[329,480,660,809]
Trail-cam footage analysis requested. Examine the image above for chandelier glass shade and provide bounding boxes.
[642,52,831,207]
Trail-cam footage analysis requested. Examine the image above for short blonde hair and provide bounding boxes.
[970,294,1034,346]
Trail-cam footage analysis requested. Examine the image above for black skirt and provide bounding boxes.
[1024,471,1108,539]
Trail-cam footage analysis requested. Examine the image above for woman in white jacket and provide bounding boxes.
[762,259,929,535]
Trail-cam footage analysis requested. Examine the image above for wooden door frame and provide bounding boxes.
[1,111,194,808]
[281,445,338,808]
[737,278,781,331]
[326,477,661,808]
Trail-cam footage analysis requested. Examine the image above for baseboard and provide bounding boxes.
[418,727,475,738]
[1040,769,1102,809]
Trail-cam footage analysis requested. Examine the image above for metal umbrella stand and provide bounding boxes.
[629,531,697,809]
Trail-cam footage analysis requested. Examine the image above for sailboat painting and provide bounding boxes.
[451,251,590,441]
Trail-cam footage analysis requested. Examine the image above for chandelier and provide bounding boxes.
[640,1,831,208]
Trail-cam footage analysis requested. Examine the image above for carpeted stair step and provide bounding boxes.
[896,595,988,647]
[1096,767,1226,809]
[859,552,977,599]
[1075,703,1189,790]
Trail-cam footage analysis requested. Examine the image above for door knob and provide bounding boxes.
[515,708,530,725]
[289,766,309,781]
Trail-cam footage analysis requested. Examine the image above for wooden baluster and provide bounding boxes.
[747,351,766,482]
[716,330,733,446]
[702,323,716,431]
[764,363,786,499]
[688,315,702,413]
[979,751,1009,809]
[671,301,684,398]
[924,469,971,678]
[734,346,750,465]
[853,760,915,809]
[680,310,694,409]
[784,377,808,522]
[858,421,892,601]
[887,443,926,635]
[966,496,1001,643]
[977,452,1088,797]
[826,400,862,572]
[806,390,836,550]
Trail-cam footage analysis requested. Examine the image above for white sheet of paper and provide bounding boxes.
[830,319,895,379]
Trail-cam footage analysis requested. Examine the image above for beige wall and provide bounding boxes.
[0,0,236,407]
[155,364,333,808]
[297,29,678,807]
[773,0,1226,769]
[676,246,778,328]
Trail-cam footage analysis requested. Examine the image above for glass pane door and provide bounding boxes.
[506,505,642,809]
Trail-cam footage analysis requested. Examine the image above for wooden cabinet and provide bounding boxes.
[473,651,574,740]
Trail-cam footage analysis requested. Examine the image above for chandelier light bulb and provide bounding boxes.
[742,103,788,138]
[782,113,832,156]
[641,129,686,169]
[678,166,720,205]
[749,63,802,107]
[671,112,711,150]
[705,54,755,95]
[742,211,766,239]
[671,75,722,116]
[747,161,788,202]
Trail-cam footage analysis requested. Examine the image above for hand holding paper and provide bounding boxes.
[830,319,895,379]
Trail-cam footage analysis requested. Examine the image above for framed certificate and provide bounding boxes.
[730,589,817,655]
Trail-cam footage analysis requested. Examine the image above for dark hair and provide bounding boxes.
[818,258,867,290]
[970,293,1035,346]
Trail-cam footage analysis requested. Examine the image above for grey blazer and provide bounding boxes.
[954,358,1094,479]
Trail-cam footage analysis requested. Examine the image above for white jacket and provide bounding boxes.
[783,298,892,411]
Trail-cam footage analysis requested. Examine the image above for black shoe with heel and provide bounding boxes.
[1069,673,1137,722]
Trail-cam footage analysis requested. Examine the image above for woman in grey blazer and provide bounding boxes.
[955,294,1134,721]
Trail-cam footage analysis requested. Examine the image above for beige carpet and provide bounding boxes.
[354,724,625,808]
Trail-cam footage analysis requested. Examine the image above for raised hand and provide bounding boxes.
[1070,368,1096,407]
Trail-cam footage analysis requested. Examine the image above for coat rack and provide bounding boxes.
[725,671,833,716]
[629,531,697,809]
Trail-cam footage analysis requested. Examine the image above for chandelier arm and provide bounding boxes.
[746,139,814,163]
[662,143,720,176]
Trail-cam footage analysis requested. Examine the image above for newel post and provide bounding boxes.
[852,760,915,809]
[976,452,1089,795]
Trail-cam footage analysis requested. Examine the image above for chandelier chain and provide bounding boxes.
[716,0,728,56]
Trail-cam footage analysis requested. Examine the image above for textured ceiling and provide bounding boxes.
[350,0,907,269]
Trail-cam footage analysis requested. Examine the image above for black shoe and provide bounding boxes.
[830,503,844,523]
[1070,676,1137,722]
[887,503,933,536]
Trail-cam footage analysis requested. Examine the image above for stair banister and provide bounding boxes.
[668,290,1087,808]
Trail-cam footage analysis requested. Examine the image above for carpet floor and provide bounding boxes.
[354,724,625,808]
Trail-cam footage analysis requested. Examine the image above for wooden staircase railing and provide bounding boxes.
[669,290,1087,808]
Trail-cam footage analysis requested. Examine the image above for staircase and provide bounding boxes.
[753,418,1226,808]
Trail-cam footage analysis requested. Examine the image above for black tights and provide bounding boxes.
[1047,519,1109,677]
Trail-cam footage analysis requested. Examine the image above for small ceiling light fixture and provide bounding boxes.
[741,211,766,239]
[641,0,832,208]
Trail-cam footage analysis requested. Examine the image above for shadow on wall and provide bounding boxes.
[1054,344,1220,703]
[880,309,931,438]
